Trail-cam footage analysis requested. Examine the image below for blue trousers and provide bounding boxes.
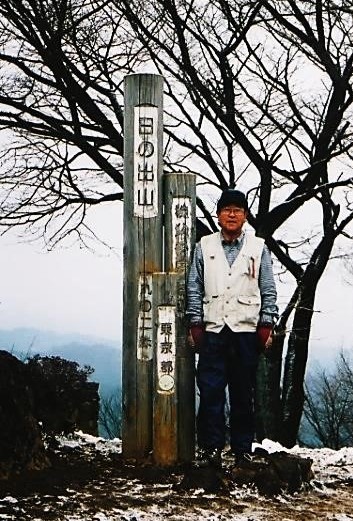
[196,326,259,454]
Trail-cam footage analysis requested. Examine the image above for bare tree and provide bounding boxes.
[99,389,121,439]
[0,0,146,246]
[301,352,353,449]
[1,0,353,446]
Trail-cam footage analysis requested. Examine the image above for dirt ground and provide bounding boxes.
[0,440,353,521]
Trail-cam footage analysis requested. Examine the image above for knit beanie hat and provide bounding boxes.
[216,189,248,213]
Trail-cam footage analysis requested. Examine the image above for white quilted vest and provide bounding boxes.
[201,232,264,332]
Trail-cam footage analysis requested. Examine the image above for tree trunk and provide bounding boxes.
[255,286,299,442]
[279,229,337,448]
[255,335,284,441]
[257,222,338,448]
[279,284,316,448]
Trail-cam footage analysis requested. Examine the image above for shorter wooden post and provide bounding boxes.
[164,173,196,463]
[152,272,178,466]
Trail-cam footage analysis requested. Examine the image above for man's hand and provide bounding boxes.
[257,324,273,349]
[188,324,205,352]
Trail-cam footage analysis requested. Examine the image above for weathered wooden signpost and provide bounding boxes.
[163,173,196,463]
[122,73,196,464]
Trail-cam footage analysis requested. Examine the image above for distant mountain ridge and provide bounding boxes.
[0,327,119,352]
[0,328,121,396]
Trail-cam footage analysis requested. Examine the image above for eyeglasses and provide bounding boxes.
[220,207,245,215]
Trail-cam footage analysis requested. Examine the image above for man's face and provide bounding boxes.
[217,205,247,236]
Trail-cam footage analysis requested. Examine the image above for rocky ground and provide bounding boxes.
[0,433,353,521]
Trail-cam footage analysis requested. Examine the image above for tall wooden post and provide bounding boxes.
[122,74,164,459]
[164,173,196,463]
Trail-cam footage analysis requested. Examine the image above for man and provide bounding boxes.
[186,189,278,468]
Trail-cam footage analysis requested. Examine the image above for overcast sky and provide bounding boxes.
[0,203,123,342]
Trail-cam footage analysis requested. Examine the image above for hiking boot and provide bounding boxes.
[195,448,222,468]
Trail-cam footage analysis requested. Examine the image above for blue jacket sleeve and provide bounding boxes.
[186,242,204,325]
[258,245,278,324]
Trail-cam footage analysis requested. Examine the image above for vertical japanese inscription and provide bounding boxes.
[172,198,192,272]
[157,306,176,393]
[134,106,159,217]
[137,275,153,361]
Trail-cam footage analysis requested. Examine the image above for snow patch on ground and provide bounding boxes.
[255,438,353,485]
[58,431,122,454]
[2,432,353,521]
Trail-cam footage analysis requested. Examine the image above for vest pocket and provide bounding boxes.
[203,296,220,323]
[237,295,261,306]
[236,295,261,325]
